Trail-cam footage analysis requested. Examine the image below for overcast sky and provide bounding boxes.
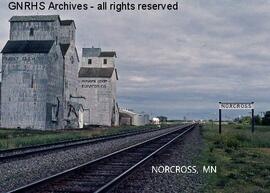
[1,0,270,119]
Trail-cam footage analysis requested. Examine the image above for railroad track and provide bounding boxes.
[0,125,181,162]
[8,124,196,193]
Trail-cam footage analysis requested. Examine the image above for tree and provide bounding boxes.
[262,111,270,125]
[157,116,168,122]
[239,116,251,124]
[234,114,261,125]
[234,117,240,123]
[254,115,261,125]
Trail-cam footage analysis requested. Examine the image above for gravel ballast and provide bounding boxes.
[111,126,203,193]
[0,125,186,192]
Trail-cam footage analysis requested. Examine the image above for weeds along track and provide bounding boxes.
[8,124,196,193]
[0,125,183,162]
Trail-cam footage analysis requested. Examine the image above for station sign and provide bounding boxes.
[218,102,255,133]
[219,102,254,110]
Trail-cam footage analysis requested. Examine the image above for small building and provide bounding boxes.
[78,47,119,127]
[119,108,150,126]
[1,15,81,130]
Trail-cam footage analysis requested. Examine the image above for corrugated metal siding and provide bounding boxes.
[1,15,80,130]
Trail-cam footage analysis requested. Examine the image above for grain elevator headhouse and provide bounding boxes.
[1,15,82,130]
[79,47,119,127]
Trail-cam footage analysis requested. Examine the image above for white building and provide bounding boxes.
[119,108,150,126]
[78,47,119,127]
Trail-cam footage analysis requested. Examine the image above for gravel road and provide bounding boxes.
[0,125,185,193]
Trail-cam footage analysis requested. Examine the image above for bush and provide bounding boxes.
[235,133,251,142]
[213,138,224,148]
[227,173,238,179]
[234,125,244,130]
[225,137,240,149]
[208,156,216,164]
[224,148,233,153]
[215,177,229,187]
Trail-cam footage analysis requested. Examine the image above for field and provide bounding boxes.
[199,123,270,193]
[0,124,169,150]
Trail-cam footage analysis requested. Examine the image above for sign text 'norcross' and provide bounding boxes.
[218,102,255,133]
[219,103,254,110]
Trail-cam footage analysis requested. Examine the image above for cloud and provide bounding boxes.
[1,0,270,119]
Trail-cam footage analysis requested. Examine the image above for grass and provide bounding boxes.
[199,123,270,193]
[0,123,172,150]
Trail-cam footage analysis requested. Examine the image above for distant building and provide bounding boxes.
[78,47,119,127]
[119,108,150,126]
[1,15,81,130]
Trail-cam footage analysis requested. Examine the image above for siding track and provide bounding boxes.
[8,124,196,193]
[0,126,178,162]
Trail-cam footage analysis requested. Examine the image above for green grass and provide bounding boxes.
[199,123,270,193]
[0,123,172,150]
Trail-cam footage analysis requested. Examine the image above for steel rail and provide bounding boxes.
[7,124,196,193]
[0,125,181,161]
[95,125,194,193]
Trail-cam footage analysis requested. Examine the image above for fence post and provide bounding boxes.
[251,108,255,133]
[219,109,222,134]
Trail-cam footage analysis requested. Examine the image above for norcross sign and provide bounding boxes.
[219,102,254,110]
[218,102,255,133]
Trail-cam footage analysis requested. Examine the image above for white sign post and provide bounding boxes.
[218,102,255,133]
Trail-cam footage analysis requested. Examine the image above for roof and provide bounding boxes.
[78,67,115,78]
[82,48,101,57]
[1,40,54,54]
[60,44,70,56]
[99,51,117,57]
[9,15,76,28]
[82,48,116,58]
[9,15,60,22]
[119,109,137,116]
[60,20,73,25]
[60,20,76,28]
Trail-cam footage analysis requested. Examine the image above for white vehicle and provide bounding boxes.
[152,117,160,125]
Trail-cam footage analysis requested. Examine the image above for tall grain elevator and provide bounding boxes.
[78,47,119,127]
[1,15,81,130]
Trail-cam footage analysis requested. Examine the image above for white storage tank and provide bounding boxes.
[133,114,145,126]
[144,114,150,125]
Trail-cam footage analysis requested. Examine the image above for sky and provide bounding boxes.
[1,0,270,120]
